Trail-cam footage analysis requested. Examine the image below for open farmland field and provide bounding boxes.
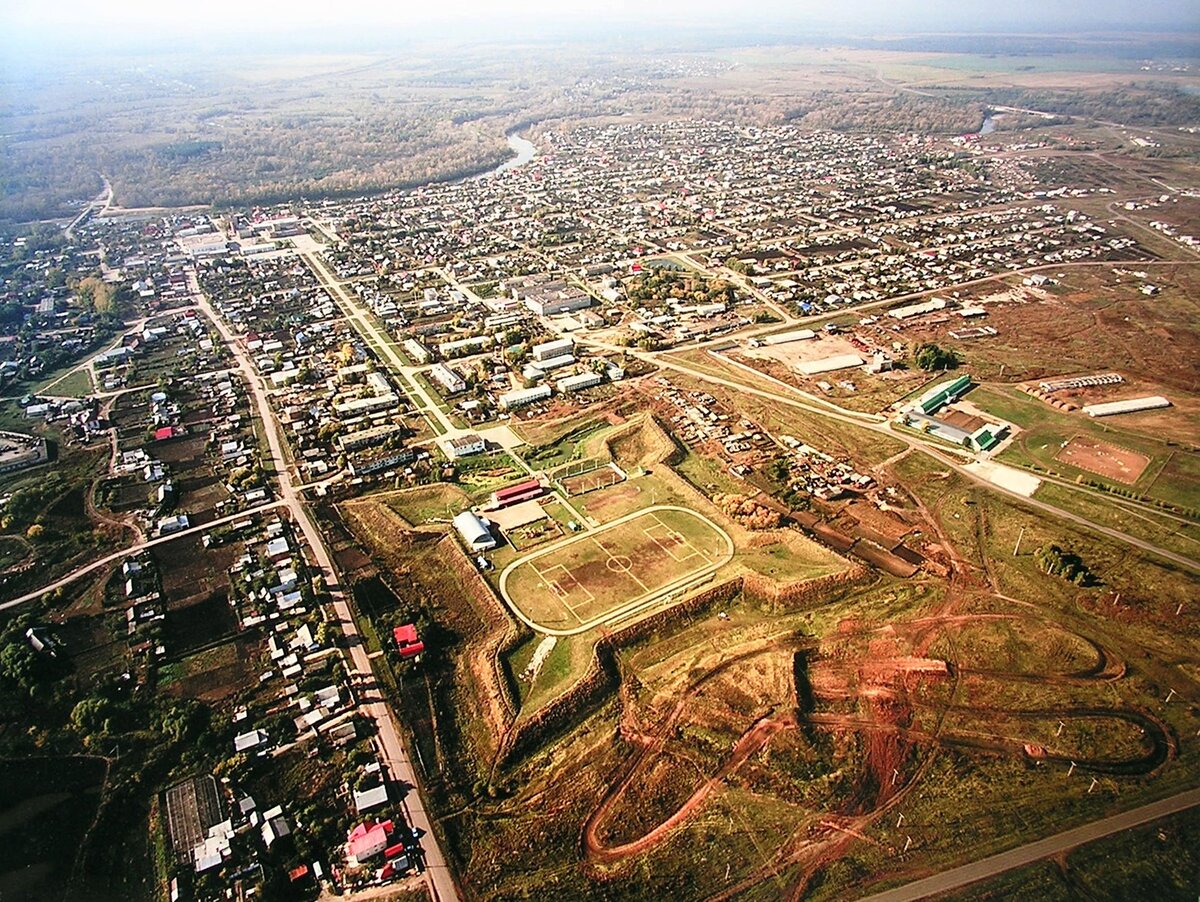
[901,265,1200,435]
[500,506,733,634]
[1030,481,1200,562]
[1147,451,1200,512]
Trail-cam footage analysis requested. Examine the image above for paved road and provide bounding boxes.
[302,248,597,535]
[300,251,457,438]
[857,787,1200,901]
[190,274,461,902]
[587,324,1200,574]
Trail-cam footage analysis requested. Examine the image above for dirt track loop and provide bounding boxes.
[581,611,1173,871]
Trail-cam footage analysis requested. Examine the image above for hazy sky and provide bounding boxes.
[2,0,1198,51]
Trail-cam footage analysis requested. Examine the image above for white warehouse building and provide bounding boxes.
[1082,396,1171,418]
[557,372,603,393]
[499,385,552,409]
[452,511,497,551]
[531,337,574,361]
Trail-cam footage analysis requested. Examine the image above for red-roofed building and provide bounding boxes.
[346,819,393,866]
[490,478,543,509]
[393,624,425,659]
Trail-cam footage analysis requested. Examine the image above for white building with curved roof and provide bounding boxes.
[453,511,497,551]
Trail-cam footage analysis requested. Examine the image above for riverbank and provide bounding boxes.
[478,132,537,178]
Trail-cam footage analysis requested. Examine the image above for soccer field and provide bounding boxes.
[499,506,734,635]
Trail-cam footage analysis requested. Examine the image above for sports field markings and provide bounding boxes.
[498,505,737,637]
[643,514,713,564]
[605,555,634,573]
[532,563,590,622]
[589,536,649,592]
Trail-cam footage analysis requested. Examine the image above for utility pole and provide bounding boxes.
[1068,761,1076,777]
[1013,525,1025,557]
[896,813,904,828]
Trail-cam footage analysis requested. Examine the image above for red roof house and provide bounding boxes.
[347,819,393,866]
[393,624,425,659]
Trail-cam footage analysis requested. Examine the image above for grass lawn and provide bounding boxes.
[512,413,606,449]
[521,418,613,470]
[40,367,93,398]
[508,632,601,714]
[674,447,745,496]
[577,471,694,523]
[1147,450,1200,512]
[972,384,1199,509]
[452,452,523,502]
[1032,482,1200,562]
[381,483,472,526]
[735,530,847,584]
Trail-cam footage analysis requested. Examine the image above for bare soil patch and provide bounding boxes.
[1055,436,1150,484]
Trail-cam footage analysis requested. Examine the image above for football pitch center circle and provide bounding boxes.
[498,505,735,636]
[605,555,634,574]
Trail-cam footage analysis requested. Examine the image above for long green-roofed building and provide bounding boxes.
[917,374,972,415]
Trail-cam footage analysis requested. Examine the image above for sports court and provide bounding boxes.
[561,463,625,495]
[551,457,627,496]
[1055,436,1149,485]
[500,506,733,633]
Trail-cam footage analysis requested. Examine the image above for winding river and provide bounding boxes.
[482,133,537,178]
